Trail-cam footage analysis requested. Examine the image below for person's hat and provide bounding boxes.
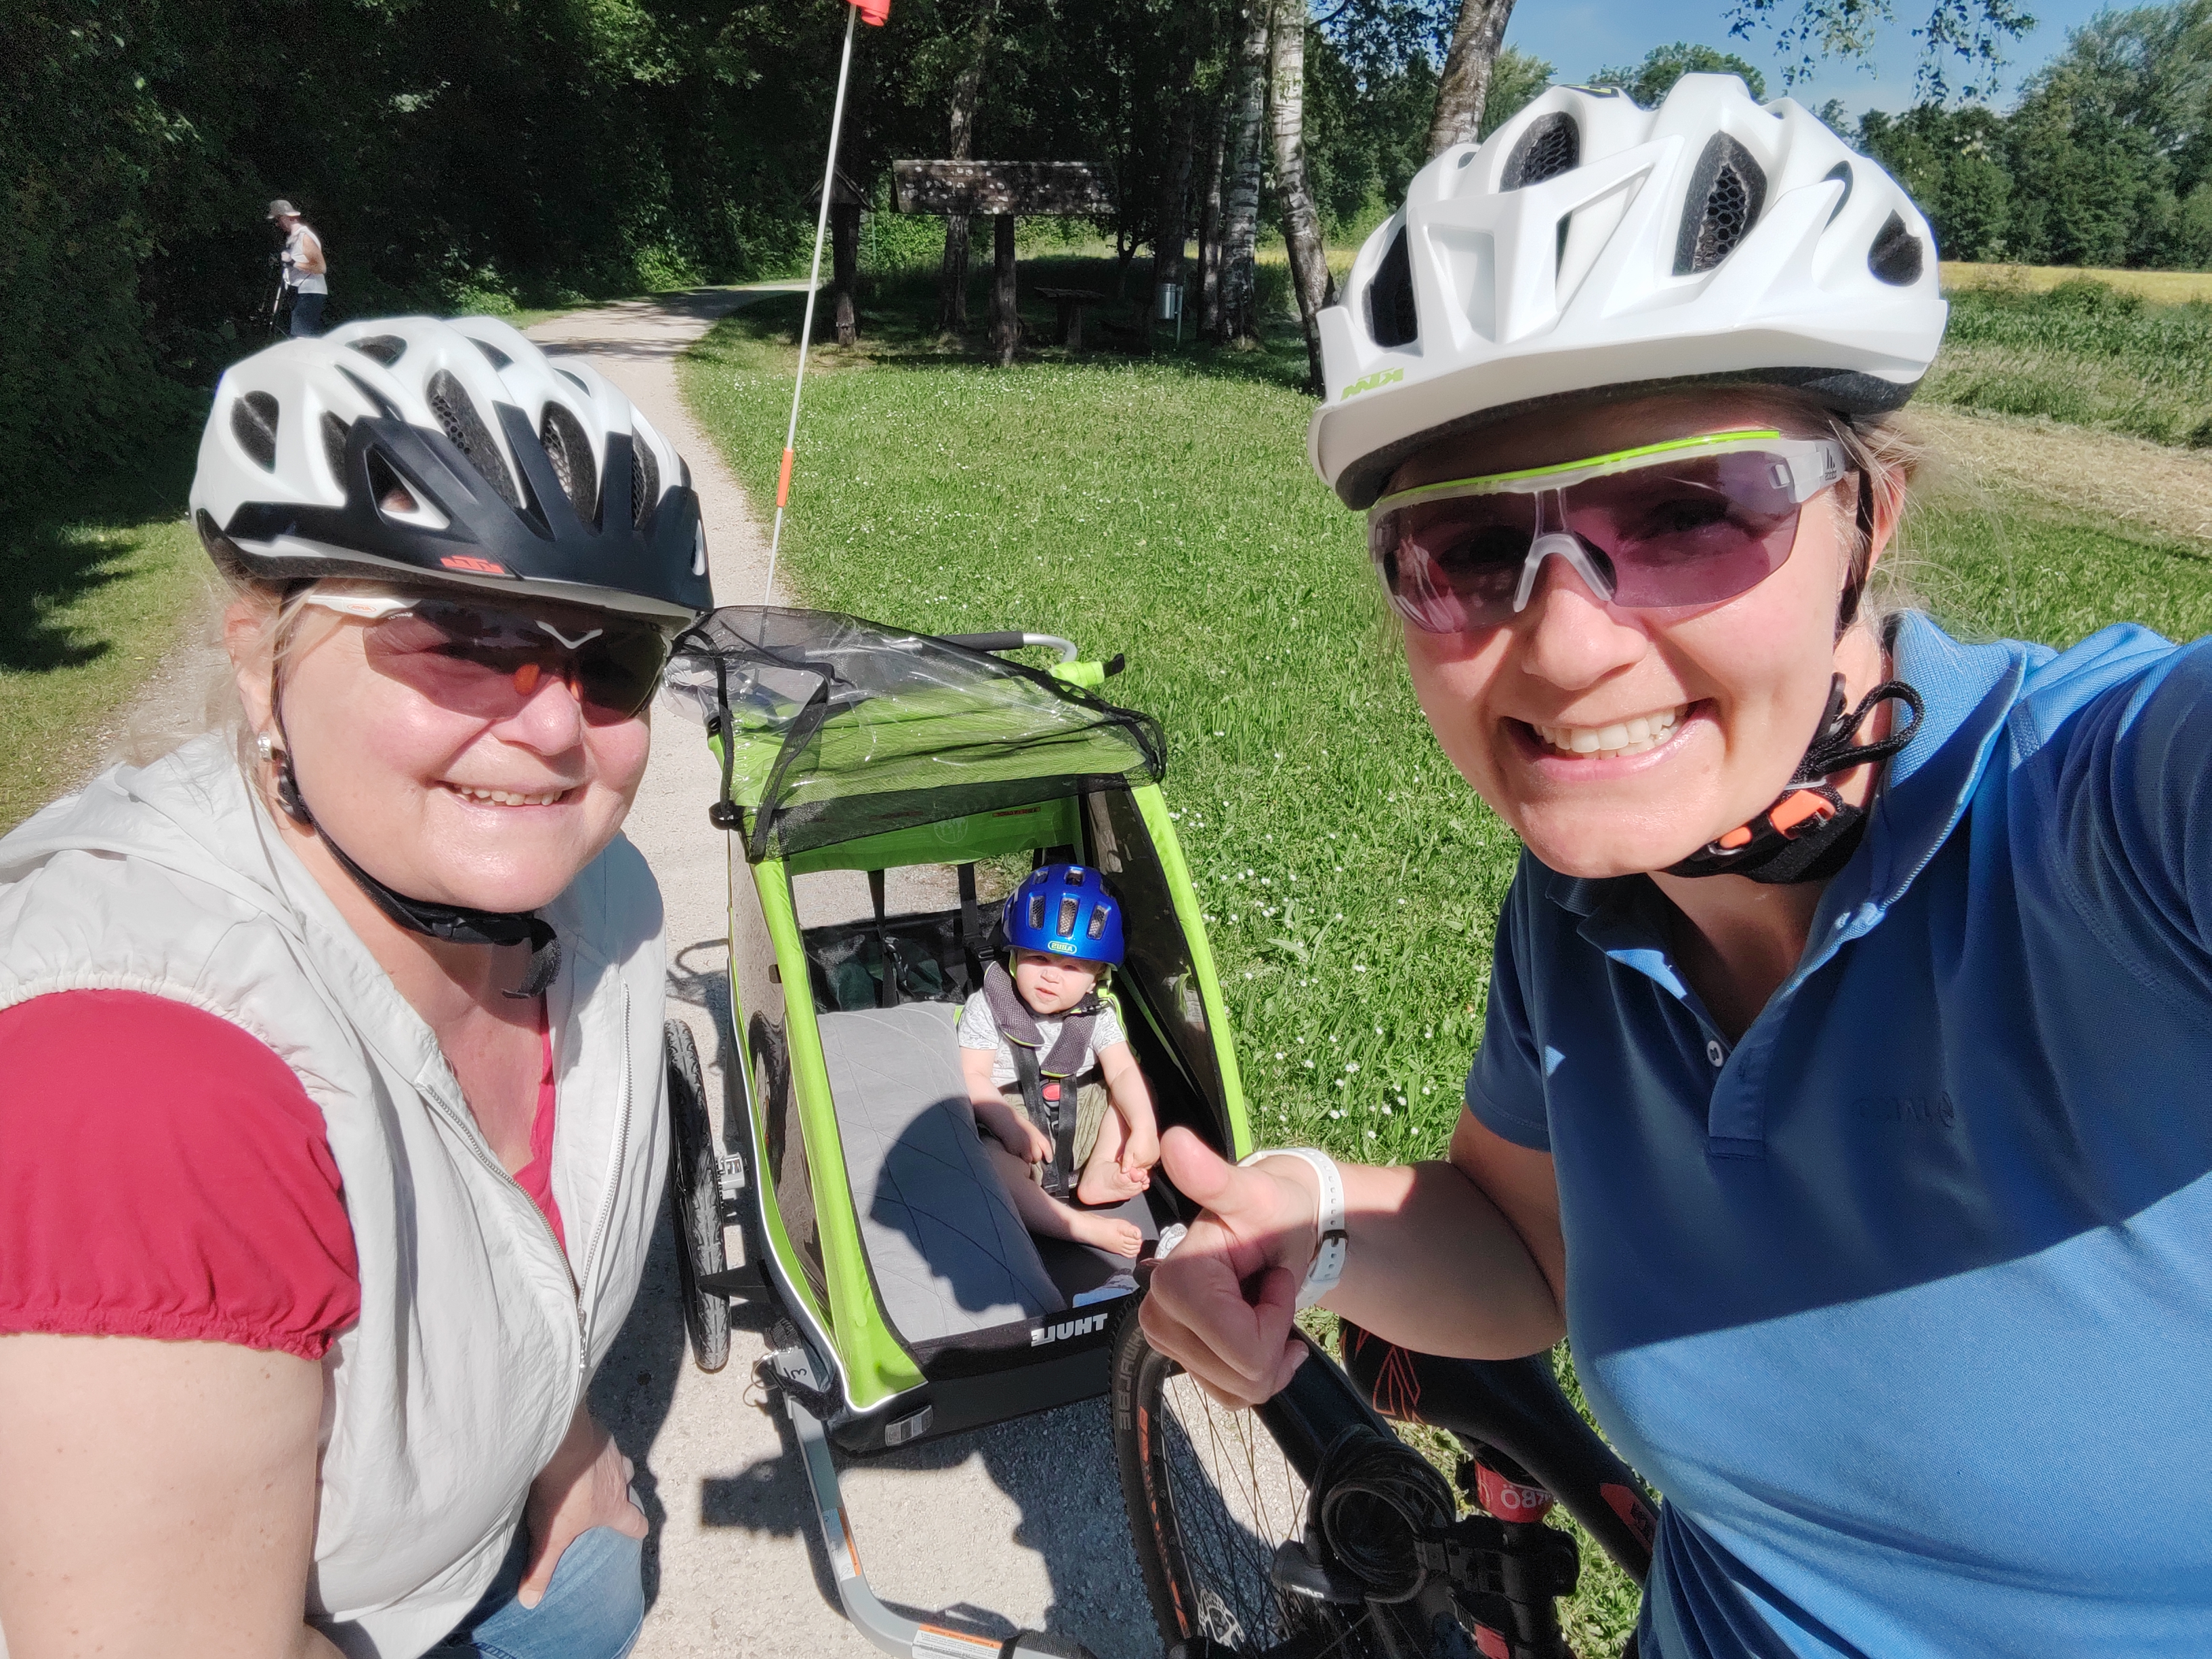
[267,199,300,220]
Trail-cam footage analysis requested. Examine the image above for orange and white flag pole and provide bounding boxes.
[764,0,888,602]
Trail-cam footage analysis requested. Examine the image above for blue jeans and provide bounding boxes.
[289,291,326,336]
[427,1523,644,1659]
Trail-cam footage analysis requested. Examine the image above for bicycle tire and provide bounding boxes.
[665,1018,731,1373]
[1111,1303,1405,1659]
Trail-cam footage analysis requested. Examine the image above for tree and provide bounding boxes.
[1271,0,1337,386]
[1592,42,1767,106]
[1217,0,1271,342]
[936,0,998,336]
[1479,47,1553,138]
[1427,0,1517,156]
[1725,0,2033,100]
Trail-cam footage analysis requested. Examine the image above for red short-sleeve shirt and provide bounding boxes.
[0,989,561,1361]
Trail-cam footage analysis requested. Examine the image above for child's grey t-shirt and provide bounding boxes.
[958,991,1126,1089]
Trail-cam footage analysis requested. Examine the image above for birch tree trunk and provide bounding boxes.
[1195,99,1229,336]
[937,0,996,335]
[1427,0,1517,157]
[1216,0,1269,344]
[1269,0,1335,390]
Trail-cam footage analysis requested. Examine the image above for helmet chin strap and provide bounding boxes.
[264,699,560,1000]
[1664,675,1924,886]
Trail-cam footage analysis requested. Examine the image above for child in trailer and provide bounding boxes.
[960,863,1160,1257]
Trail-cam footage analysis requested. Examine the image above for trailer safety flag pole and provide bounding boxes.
[763,0,889,602]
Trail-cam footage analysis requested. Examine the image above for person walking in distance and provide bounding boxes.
[269,199,329,336]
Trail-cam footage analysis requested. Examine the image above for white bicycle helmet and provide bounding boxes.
[1311,75,1947,508]
[192,315,710,623]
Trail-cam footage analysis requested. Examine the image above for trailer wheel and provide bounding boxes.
[666,1018,730,1373]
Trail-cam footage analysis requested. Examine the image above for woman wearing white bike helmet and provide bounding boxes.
[1145,75,2212,1656]
[0,316,710,1658]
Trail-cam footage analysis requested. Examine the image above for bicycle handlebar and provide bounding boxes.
[937,630,1080,663]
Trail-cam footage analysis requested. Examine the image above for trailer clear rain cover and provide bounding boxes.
[665,607,1166,861]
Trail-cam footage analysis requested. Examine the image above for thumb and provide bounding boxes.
[516,1532,559,1610]
[1159,1125,1252,1214]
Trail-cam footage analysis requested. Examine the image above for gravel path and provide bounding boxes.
[527,289,1155,1659]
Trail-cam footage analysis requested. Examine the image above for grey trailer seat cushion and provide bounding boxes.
[818,1002,1067,1345]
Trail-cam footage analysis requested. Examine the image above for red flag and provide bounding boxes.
[851,0,890,22]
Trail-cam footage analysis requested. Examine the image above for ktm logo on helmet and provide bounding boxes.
[1340,367,1405,401]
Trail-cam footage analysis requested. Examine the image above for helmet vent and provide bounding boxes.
[1867,211,1924,285]
[1086,907,1107,940]
[1057,895,1080,937]
[320,413,350,489]
[426,371,520,508]
[1823,161,1854,225]
[540,403,598,517]
[1502,114,1579,189]
[349,335,407,367]
[232,392,279,471]
[630,436,661,529]
[1368,226,1419,348]
[1675,133,1766,275]
[472,337,514,371]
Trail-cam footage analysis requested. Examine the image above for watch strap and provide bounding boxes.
[1240,1147,1347,1308]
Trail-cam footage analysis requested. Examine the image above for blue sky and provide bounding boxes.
[1502,0,2119,119]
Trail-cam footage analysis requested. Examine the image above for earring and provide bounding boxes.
[255,731,276,765]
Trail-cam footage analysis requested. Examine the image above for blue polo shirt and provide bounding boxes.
[1468,611,2212,1657]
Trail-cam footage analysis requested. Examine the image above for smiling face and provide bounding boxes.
[229,586,650,915]
[1389,391,1889,880]
[1012,948,1107,1017]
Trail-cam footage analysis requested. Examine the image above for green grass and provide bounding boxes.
[1924,279,2212,448]
[0,469,211,832]
[682,268,2212,1655]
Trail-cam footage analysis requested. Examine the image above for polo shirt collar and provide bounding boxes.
[1539,610,2028,956]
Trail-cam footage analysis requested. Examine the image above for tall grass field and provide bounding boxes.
[682,264,2212,1652]
[1926,276,2212,447]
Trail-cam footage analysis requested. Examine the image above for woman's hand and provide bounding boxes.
[519,1406,648,1609]
[1139,1128,1322,1408]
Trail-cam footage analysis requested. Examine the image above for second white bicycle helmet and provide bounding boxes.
[1310,75,1947,508]
[192,315,710,623]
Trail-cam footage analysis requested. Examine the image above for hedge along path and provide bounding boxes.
[526,287,1161,1659]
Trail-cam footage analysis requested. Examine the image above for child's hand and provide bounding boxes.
[980,1100,1053,1164]
[1120,1126,1160,1185]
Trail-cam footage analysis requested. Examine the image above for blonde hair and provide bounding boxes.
[1821,407,1929,636]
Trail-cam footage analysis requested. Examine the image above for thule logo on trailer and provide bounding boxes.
[1030,1312,1109,1347]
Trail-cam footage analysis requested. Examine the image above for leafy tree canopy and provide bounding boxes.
[1592,42,1767,106]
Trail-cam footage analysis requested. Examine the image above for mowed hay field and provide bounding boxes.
[680,271,2212,1654]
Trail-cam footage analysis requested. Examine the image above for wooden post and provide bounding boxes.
[989,214,1020,366]
[831,202,861,346]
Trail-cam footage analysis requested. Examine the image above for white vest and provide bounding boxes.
[0,735,669,1658]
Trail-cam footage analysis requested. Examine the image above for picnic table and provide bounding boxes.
[1034,287,1107,350]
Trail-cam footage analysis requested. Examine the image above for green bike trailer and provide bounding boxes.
[657,606,1252,1659]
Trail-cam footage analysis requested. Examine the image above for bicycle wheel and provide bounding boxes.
[666,1018,730,1373]
[1111,1305,1396,1658]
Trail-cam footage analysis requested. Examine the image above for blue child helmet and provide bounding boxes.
[1004,863,1124,965]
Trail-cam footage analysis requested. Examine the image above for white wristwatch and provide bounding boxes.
[1240,1147,1347,1308]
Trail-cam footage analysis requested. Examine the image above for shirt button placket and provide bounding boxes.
[1705,1038,1727,1069]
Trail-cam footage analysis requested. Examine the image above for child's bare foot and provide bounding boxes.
[1067,1210,1144,1257]
[1076,1162,1148,1206]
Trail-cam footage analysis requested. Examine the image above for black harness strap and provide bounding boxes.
[983,960,1101,1200]
[956,863,985,994]
[867,867,903,1008]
